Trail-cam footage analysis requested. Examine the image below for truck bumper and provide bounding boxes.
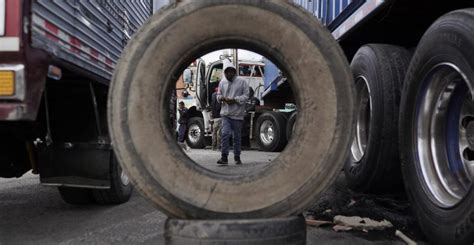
[0,102,31,120]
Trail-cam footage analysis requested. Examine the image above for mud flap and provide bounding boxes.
[38,143,111,188]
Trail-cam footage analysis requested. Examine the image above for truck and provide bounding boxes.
[292,0,474,244]
[0,0,152,204]
[182,52,296,152]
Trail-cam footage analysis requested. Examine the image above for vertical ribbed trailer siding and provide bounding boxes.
[293,0,386,40]
[293,0,353,25]
[31,0,152,81]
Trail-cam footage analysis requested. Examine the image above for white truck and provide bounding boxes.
[182,55,294,152]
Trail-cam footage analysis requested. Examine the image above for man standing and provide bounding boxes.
[211,86,222,151]
[177,101,189,150]
[217,60,249,165]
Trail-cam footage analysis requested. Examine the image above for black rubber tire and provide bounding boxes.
[58,187,94,205]
[109,0,354,218]
[185,117,206,149]
[399,9,474,245]
[344,44,411,193]
[256,112,288,152]
[165,216,306,245]
[286,112,297,141]
[92,155,133,205]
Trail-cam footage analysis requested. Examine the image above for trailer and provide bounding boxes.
[0,0,152,204]
[292,0,474,244]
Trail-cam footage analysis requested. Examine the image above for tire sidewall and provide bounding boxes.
[286,112,297,141]
[400,10,474,244]
[344,44,408,192]
[109,0,354,218]
[344,46,383,185]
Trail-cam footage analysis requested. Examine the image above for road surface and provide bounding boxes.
[0,149,427,244]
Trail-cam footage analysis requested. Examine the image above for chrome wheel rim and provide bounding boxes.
[415,63,473,208]
[350,76,371,163]
[260,120,275,145]
[120,169,130,186]
[188,124,201,144]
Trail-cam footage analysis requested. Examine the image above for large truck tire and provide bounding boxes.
[58,187,94,205]
[92,155,133,205]
[108,0,354,219]
[399,9,474,245]
[256,112,288,152]
[165,216,306,245]
[344,44,411,193]
[185,117,206,149]
[286,112,297,141]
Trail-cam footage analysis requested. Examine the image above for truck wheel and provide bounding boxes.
[58,187,94,205]
[109,0,354,218]
[344,44,411,193]
[256,112,288,152]
[165,216,306,245]
[286,112,297,141]
[92,155,133,205]
[399,9,474,245]
[186,117,206,149]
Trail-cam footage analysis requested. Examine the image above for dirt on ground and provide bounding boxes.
[306,173,427,244]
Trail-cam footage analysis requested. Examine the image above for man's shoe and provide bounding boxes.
[234,156,242,165]
[217,157,228,165]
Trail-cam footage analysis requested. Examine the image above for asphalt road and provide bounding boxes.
[0,149,428,244]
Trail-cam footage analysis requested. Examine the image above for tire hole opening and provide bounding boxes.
[169,49,297,176]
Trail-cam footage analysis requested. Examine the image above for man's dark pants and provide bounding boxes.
[178,124,186,143]
[221,116,243,158]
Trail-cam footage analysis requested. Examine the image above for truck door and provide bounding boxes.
[195,59,206,110]
[205,61,224,103]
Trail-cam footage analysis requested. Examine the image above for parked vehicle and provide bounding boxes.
[0,0,152,204]
[293,0,474,243]
[183,54,296,152]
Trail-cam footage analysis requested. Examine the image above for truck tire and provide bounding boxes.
[286,112,297,141]
[256,112,288,152]
[165,216,306,245]
[186,117,206,149]
[344,44,411,193]
[92,155,133,205]
[399,9,474,245]
[58,187,94,205]
[109,0,354,218]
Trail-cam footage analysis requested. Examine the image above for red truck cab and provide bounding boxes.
[0,0,152,205]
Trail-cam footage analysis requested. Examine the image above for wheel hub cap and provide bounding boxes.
[120,169,130,186]
[350,76,371,163]
[416,63,473,208]
[260,121,275,145]
[188,124,201,143]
